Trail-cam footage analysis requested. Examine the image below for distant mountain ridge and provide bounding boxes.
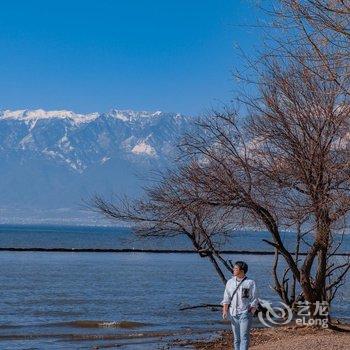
[0,109,192,224]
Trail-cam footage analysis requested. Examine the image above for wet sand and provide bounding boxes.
[170,322,350,349]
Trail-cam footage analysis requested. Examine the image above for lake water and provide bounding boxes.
[0,225,349,349]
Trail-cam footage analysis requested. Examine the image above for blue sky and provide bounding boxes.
[0,0,264,115]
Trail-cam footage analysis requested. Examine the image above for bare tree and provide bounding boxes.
[248,57,350,313]
[271,1,350,93]
[180,55,350,317]
[279,1,350,43]
[179,110,304,308]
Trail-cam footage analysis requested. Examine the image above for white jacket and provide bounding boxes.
[220,276,259,316]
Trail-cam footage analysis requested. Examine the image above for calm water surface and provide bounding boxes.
[0,225,348,349]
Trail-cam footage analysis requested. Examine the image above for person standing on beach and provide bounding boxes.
[221,261,258,350]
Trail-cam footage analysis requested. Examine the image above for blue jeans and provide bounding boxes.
[230,310,253,350]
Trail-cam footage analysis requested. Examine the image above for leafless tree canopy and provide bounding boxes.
[179,48,350,307]
[92,170,236,285]
[272,1,350,94]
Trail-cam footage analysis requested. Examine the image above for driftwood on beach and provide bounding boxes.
[179,303,221,311]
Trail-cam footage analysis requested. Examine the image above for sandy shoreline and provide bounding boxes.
[170,322,350,349]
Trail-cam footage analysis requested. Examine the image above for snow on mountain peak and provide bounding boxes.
[0,109,169,125]
[0,109,99,124]
[0,107,189,170]
[0,107,192,218]
[131,140,157,156]
[108,109,163,122]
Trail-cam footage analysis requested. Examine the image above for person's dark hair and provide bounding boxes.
[234,261,248,274]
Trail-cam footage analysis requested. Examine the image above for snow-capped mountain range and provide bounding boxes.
[0,109,191,224]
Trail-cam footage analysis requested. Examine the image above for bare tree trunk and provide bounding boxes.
[207,253,227,285]
[189,233,228,285]
[291,221,302,306]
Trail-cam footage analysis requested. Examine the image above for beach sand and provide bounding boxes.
[170,322,350,349]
